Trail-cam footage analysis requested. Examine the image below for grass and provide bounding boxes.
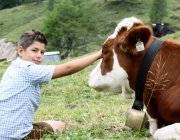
[0,57,152,139]
[1,0,180,139]
[0,61,10,80]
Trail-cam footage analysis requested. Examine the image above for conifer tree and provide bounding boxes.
[43,0,98,59]
[149,0,168,23]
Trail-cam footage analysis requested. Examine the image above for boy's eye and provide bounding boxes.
[41,52,44,54]
[32,50,37,52]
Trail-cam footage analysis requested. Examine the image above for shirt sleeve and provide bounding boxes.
[26,64,55,84]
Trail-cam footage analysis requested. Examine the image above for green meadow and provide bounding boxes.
[1,0,180,139]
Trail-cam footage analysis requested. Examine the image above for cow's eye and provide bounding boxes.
[102,50,108,55]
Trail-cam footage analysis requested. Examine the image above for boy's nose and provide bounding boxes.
[37,52,42,58]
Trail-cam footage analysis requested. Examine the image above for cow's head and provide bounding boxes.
[88,17,153,99]
[152,23,165,37]
[152,23,175,38]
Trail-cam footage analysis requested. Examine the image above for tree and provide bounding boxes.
[0,0,43,10]
[104,0,125,5]
[0,0,19,10]
[149,0,168,23]
[120,0,125,5]
[35,0,42,5]
[47,0,56,11]
[43,0,98,59]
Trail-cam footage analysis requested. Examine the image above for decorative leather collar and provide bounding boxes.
[132,40,163,110]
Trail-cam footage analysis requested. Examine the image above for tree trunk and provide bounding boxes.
[36,0,42,5]
[120,0,125,5]
[61,51,69,59]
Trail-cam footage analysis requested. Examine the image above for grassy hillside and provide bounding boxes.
[0,0,180,45]
[0,2,46,43]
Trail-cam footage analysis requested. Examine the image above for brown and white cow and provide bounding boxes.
[88,17,180,139]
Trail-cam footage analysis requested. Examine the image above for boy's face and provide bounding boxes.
[18,41,46,65]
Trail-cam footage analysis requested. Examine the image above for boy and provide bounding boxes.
[0,30,102,139]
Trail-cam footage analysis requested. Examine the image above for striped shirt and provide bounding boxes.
[0,57,55,139]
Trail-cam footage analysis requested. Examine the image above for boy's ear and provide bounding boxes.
[18,46,23,57]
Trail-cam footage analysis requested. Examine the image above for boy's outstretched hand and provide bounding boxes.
[52,49,103,79]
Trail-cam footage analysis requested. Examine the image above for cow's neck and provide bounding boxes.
[133,38,163,110]
[125,37,156,90]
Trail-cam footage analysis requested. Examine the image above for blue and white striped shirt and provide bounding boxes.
[0,57,55,139]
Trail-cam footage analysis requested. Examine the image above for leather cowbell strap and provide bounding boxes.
[132,40,163,110]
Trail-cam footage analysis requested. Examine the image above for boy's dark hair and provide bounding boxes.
[18,29,48,50]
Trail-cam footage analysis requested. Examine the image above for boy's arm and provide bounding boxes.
[52,50,102,79]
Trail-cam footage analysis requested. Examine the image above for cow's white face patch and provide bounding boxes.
[88,51,135,99]
[106,16,142,41]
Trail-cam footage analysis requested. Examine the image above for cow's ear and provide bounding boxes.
[117,26,152,55]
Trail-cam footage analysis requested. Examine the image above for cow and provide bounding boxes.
[88,17,180,139]
[152,23,174,38]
